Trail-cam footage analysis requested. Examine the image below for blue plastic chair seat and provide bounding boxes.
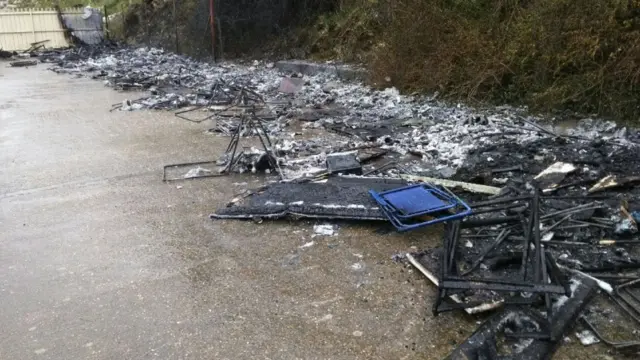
[377,185,457,219]
[369,183,472,232]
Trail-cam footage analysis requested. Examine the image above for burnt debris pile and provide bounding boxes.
[407,134,640,357]
[40,44,640,176]
[43,44,640,358]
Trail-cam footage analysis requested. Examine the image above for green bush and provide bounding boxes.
[308,0,640,120]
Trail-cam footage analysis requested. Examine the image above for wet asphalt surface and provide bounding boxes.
[0,64,615,359]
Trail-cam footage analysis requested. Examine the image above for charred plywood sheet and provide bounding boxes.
[211,176,407,220]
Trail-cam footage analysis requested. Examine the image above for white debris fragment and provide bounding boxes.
[576,330,600,346]
[534,162,577,180]
[492,177,509,185]
[313,224,336,236]
[300,241,315,249]
[314,314,333,323]
[615,218,638,234]
[311,203,370,210]
[184,166,212,178]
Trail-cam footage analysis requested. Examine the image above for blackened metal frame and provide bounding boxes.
[163,86,280,181]
[434,193,572,340]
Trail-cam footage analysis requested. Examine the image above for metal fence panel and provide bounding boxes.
[0,8,70,51]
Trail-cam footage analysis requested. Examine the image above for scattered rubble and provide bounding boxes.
[0,49,16,59]
[9,60,37,67]
[42,43,640,358]
[39,44,639,179]
[444,275,596,360]
[278,77,305,94]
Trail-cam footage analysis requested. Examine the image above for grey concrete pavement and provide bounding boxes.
[0,64,460,360]
[0,64,608,360]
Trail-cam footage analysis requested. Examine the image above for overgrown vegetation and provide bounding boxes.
[296,0,640,120]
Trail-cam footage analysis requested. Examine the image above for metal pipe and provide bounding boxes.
[469,202,527,216]
[461,216,520,228]
[209,0,216,60]
[571,220,614,229]
[543,214,572,233]
[469,196,531,208]
[541,202,600,220]
[521,194,537,279]
[581,316,640,349]
[173,0,179,53]
[460,229,510,276]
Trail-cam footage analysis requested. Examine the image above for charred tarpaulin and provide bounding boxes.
[211,176,408,220]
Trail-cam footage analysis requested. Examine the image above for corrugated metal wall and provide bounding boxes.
[62,8,104,45]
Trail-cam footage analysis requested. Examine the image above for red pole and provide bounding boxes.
[209,0,216,60]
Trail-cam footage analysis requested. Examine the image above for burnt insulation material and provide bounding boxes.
[445,275,597,360]
[211,176,407,220]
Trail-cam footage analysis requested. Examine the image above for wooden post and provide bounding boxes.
[173,0,179,53]
[216,16,223,61]
[103,5,109,40]
[54,5,72,45]
[209,0,215,61]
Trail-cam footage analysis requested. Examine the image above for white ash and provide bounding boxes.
[496,312,541,354]
[552,278,582,312]
[264,201,285,206]
[311,203,370,210]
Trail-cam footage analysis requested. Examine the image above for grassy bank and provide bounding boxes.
[295,0,640,120]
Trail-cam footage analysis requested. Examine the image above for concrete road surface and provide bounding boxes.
[0,64,608,359]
